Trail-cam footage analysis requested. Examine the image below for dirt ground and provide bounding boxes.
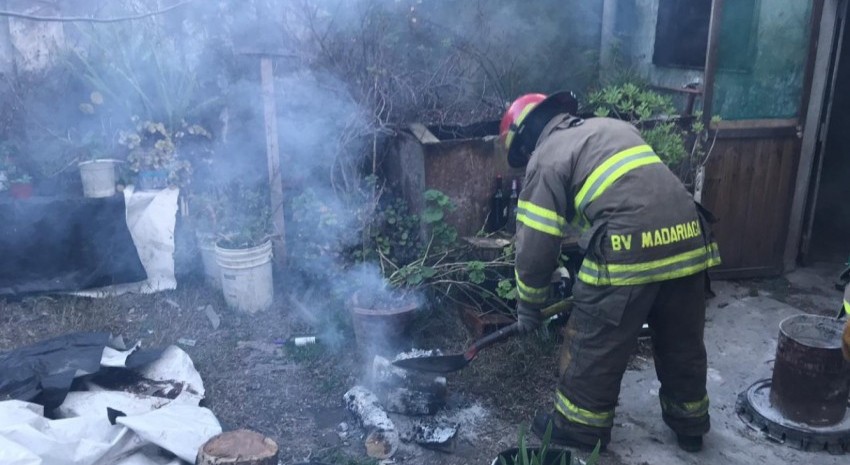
[0,262,847,465]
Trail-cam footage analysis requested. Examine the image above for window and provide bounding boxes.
[653,0,759,71]
[653,0,712,69]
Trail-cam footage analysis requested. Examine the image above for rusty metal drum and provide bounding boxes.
[769,314,850,426]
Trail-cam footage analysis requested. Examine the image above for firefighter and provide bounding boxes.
[499,92,721,452]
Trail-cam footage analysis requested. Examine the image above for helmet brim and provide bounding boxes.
[507,91,579,168]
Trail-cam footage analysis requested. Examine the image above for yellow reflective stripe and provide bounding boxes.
[515,270,549,304]
[517,213,563,237]
[590,155,661,204]
[583,243,718,273]
[555,390,614,428]
[518,200,566,227]
[505,103,538,150]
[660,394,709,419]
[844,300,850,315]
[574,145,652,209]
[578,243,721,286]
[516,201,566,237]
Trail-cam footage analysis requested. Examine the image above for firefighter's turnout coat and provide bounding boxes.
[514,115,720,307]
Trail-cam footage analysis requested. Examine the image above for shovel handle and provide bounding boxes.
[466,299,573,358]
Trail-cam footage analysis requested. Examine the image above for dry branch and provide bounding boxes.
[0,1,194,23]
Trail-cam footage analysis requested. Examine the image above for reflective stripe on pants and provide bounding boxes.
[555,390,614,428]
[660,394,709,419]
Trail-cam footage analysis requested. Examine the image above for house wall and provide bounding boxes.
[0,1,66,75]
[601,0,704,92]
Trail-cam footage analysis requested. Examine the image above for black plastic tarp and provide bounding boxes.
[0,196,147,296]
[0,332,162,410]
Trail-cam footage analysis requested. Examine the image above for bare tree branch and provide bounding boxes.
[0,0,194,23]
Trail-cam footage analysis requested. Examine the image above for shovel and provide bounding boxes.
[392,299,573,374]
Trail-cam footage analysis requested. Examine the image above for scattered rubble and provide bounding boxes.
[203,305,221,330]
[178,337,197,347]
[405,419,459,451]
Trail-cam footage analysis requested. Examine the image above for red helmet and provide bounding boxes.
[499,93,547,155]
[499,91,579,168]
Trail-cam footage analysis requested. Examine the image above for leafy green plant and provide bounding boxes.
[586,82,719,189]
[499,423,600,465]
[203,180,273,249]
[118,118,210,187]
[1,146,33,185]
[587,82,686,166]
[63,17,215,129]
[373,189,516,314]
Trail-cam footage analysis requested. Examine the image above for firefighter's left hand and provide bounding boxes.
[842,318,850,362]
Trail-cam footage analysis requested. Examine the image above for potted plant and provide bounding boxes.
[189,189,225,290]
[78,144,120,198]
[75,91,121,198]
[9,173,34,199]
[213,181,274,314]
[1,146,34,200]
[493,423,600,465]
[119,119,206,191]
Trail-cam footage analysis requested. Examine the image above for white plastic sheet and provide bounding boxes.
[74,186,179,297]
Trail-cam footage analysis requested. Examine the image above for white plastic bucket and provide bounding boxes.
[215,240,273,313]
[197,236,221,290]
[79,160,117,198]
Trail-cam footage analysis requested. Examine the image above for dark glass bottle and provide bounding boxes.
[487,175,506,232]
[506,178,520,234]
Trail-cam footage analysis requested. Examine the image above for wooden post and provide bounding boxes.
[701,0,725,128]
[196,430,279,465]
[259,57,286,268]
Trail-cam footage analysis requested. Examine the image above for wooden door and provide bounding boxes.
[700,0,820,278]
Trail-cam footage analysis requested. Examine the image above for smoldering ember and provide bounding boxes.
[1,1,850,464]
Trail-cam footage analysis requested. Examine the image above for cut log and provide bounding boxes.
[196,429,278,465]
[344,385,399,459]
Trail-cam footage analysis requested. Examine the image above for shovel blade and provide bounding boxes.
[391,354,470,373]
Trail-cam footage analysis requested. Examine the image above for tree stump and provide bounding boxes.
[196,429,279,465]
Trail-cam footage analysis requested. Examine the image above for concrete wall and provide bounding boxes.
[387,125,524,238]
[0,1,66,75]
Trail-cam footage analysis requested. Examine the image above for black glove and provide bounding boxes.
[516,301,543,333]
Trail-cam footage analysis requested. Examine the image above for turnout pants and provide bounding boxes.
[554,271,710,445]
